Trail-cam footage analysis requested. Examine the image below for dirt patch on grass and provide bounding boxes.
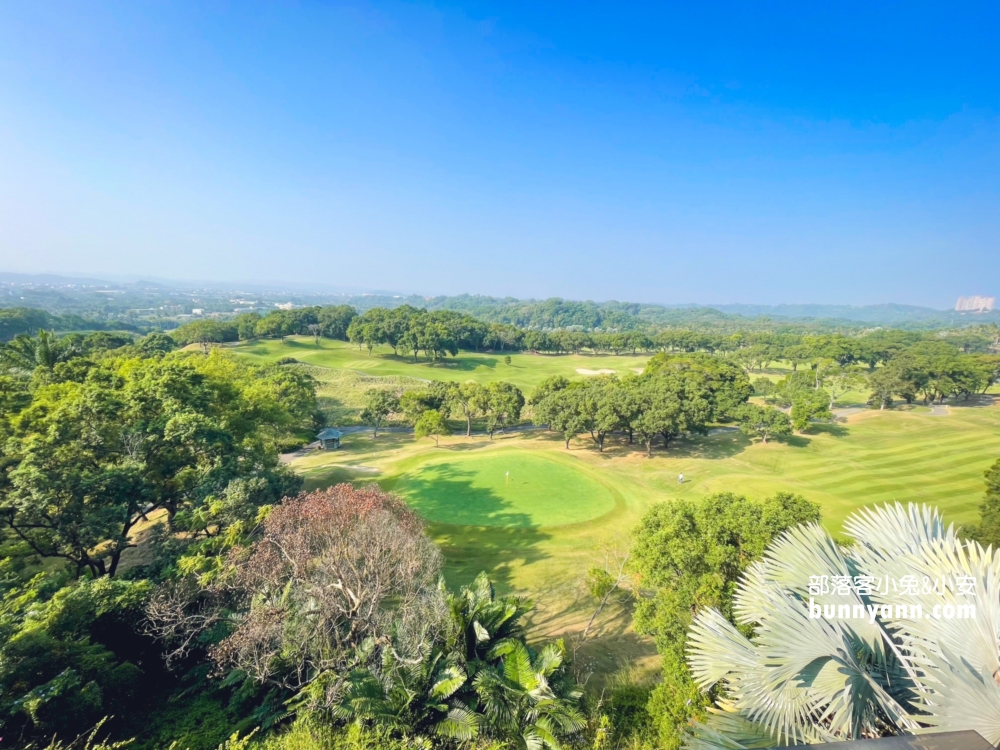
[576,368,616,375]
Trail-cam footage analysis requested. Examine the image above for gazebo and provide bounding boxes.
[316,427,343,450]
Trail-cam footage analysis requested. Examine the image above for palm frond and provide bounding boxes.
[434,705,481,741]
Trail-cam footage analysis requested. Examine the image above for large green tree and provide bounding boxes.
[632,372,714,455]
[0,351,312,578]
[734,403,792,444]
[631,491,820,749]
[481,381,525,439]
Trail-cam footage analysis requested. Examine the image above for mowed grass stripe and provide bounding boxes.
[804,451,1000,491]
[783,434,1000,484]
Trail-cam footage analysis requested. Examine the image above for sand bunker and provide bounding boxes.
[576,368,617,375]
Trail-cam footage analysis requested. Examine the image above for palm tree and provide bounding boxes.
[685,503,1000,748]
[472,640,584,749]
[333,641,479,742]
[446,572,531,664]
[0,330,77,375]
[331,574,584,749]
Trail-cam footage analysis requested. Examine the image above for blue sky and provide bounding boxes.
[0,2,997,307]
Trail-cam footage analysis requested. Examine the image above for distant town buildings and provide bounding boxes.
[274,302,295,310]
[191,308,204,315]
[955,296,995,313]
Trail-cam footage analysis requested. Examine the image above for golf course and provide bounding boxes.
[247,332,1000,678]
[230,337,652,390]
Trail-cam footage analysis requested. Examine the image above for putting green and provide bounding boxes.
[393,451,616,528]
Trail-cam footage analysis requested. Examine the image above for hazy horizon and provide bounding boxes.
[1,3,998,307]
[1,269,990,314]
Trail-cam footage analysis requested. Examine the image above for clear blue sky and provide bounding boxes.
[0,2,997,307]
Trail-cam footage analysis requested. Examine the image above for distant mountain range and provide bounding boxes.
[708,303,999,326]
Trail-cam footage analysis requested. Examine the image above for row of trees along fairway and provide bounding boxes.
[531,353,753,453]
[169,305,358,347]
[357,380,526,439]
[169,305,1000,366]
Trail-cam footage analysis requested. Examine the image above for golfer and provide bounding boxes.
[678,473,684,484]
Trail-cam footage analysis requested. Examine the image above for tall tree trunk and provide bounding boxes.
[108,549,124,577]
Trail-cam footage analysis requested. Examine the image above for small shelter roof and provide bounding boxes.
[316,428,343,440]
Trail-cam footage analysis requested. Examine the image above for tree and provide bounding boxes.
[170,320,239,350]
[632,373,714,454]
[156,486,443,694]
[580,377,621,451]
[447,382,485,437]
[975,354,1000,394]
[317,305,357,340]
[233,312,262,341]
[417,321,458,361]
[735,404,792,444]
[346,317,368,352]
[791,388,832,431]
[0,576,155,741]
[600,376,643,445]
[823,365,866,409]
[399,382,451,424]
[685,503,1000,747]
[644,353,752,420]
[1,330,78,374]
[630,492,820,749]
[360,389,399,437]
[0,352,312,578]
[414,409,450,447]
[533,387,588,449]
[968,457,1000,547]
[134,332,176,357]
[482,381,524,439]
[329,573,584,749]
[529,375,570,406]
[866,367,902,410]
[782,344,812,371]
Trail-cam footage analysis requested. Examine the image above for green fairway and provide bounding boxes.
[288,398,1000,679]
[227,337,651,392]
[391,450,618,527]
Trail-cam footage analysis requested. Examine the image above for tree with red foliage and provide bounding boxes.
[148,484,443,696]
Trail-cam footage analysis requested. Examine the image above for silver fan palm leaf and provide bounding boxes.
[685,503,999,748]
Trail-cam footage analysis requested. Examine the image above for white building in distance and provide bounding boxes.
[955,296,995,313]
[274,302,295,310]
